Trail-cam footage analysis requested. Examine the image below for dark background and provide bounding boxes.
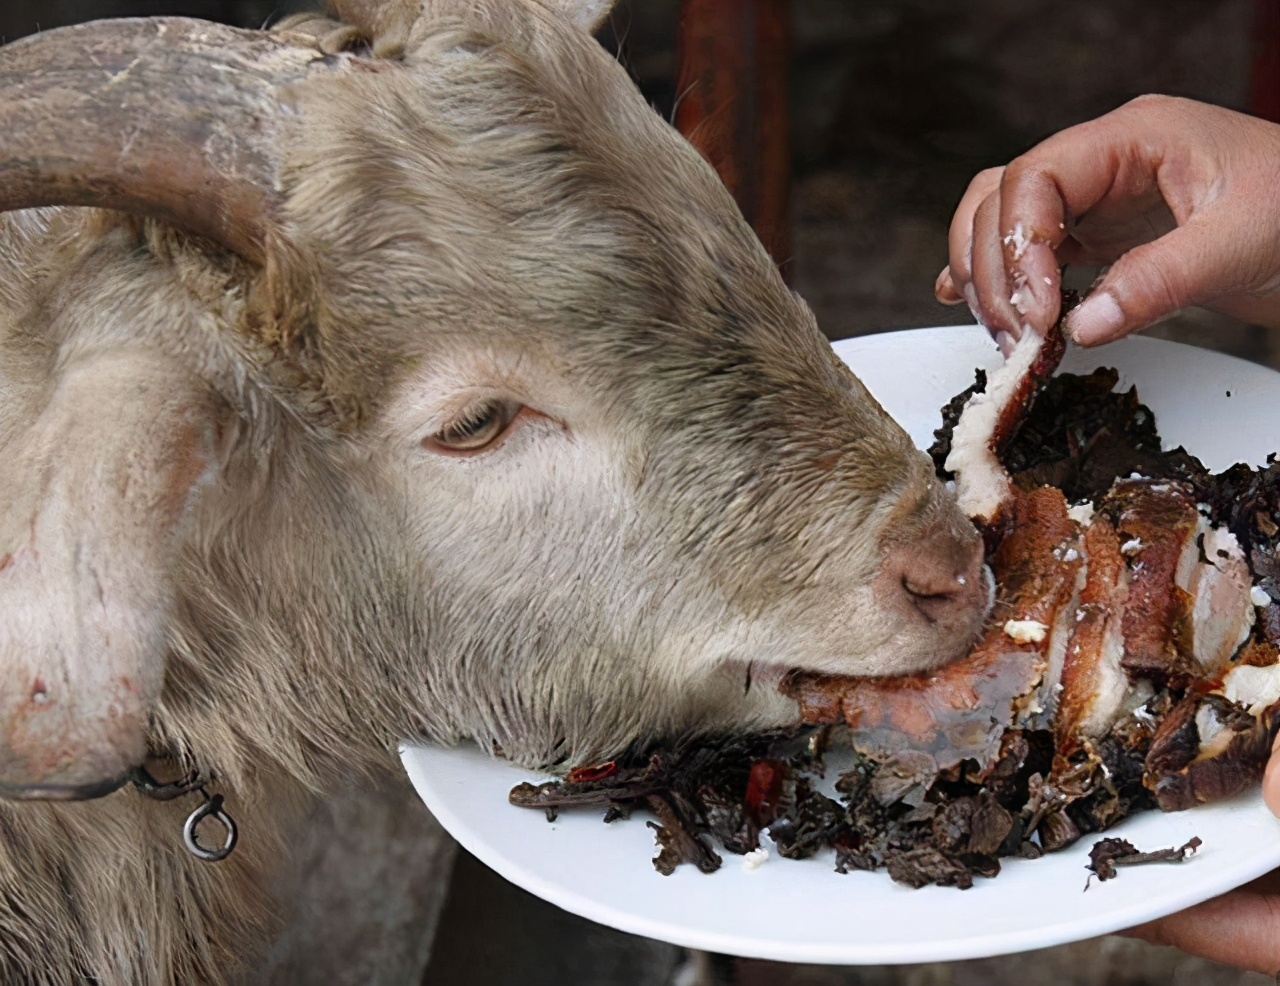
[4,2,1275,984]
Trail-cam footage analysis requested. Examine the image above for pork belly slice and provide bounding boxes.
[1144,642,1280,811]
[786,647,1042,775]
[1104,480,1203,682]
[945,321,1066,527]
[786,486,1081,772]
[1179,520,1255,674]
[1101,479,1255,683]
[1053,487,1253,778]
[1053,516,1131,757]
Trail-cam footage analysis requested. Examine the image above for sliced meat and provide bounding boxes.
[1179,521,1255,674]
[787,647,1042,773]
[1101,479,1255,684]
[945,321,1066,527]
[1144,644,1280,811]
[786,487,1081,772]
[1055,516,1131,756]
[1103,480,1202,682]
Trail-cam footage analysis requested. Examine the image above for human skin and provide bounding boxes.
[935,94,1280,973]
[1120,757,1280,975]
[935,95,1280,352]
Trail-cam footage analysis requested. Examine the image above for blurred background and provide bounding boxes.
[3,1,1275,983]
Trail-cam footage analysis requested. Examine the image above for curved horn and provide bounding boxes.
[0,18,338,263]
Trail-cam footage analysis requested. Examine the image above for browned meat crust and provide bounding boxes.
[1055,516,1129,758]
[1101,481,1202,682]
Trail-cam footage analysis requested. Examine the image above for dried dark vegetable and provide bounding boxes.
[509,732,798,875]
[1086,836,1202,885]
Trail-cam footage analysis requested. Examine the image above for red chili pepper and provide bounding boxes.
[567,760,617,784]
[745,758,785,826]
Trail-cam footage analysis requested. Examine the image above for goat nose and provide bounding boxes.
[885,530,988,626]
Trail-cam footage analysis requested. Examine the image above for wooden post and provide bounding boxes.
[675,0,792,274]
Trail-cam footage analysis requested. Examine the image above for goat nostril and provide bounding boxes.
[881,528,988,627]
[902,575,960,622]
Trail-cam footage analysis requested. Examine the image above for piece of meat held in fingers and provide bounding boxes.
[944,307,1068,532]
[787,486,1082,775]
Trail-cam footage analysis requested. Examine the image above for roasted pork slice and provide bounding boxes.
[1102,480,1204,682]
[785,647,1042,780]
[1049,487,1253,790]
[944,320,1067,529]
[1053,516,1131,758]
[1144,643,1280,811]
[786,486,1082,773]
[1180,519,1255,673]
[1098,479,1255,684]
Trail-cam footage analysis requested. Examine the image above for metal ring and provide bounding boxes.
[182,795,238,863]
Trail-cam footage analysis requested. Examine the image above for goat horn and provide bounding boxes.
[0,18,339,263]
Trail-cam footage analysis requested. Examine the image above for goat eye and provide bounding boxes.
[425,400,518,454]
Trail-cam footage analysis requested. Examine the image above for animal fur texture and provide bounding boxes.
[0,2,988,982]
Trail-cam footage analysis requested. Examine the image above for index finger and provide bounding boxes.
[945,167,1004,305]
[998,114,1154,331]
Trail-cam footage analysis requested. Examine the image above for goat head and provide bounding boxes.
[0,0,989,802]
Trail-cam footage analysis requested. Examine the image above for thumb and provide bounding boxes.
[1066,219,1236,346]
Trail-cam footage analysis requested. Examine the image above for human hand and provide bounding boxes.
[936,95,1280,349]
[1119,738,1280,974]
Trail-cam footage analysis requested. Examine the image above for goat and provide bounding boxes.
[0,2,989,982]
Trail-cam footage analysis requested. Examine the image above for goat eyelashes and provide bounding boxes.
[425,399,523,454]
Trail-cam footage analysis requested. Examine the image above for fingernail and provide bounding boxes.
[995,331,1016,357]
[935,269,962,304]
[1067,291,1124,346]
[963,283,979,317]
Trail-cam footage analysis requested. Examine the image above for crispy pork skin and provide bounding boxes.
[1102,480,1203,682]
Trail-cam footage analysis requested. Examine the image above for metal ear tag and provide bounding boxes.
[182,792,238,862]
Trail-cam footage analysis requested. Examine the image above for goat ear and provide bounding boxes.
[535,0,618,33]
[0,352,219,800]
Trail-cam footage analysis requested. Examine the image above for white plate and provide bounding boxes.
[402,324,1280,965]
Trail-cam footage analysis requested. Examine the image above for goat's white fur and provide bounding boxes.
[0,0,987,981]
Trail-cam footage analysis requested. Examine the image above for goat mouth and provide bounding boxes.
[0,770,132,802]
[723,659,791,695]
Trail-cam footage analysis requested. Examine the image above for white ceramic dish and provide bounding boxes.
[402,324,1280,965]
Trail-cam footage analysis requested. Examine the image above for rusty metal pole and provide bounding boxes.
[675,0,792,276]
